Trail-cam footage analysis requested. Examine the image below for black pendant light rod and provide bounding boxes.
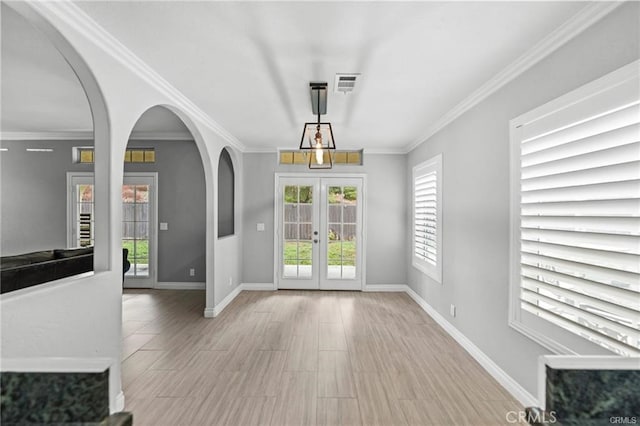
[316,87,321,128]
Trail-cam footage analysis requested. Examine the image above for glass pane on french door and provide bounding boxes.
[75,183,94,247]
[283,184,314,279]
[327,185,358,280]
[123,184,150,277]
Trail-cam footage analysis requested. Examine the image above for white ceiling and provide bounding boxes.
[2,1,588,152]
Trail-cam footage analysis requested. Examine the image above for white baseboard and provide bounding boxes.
[155,281,205,290]
[212,285,243,316]
[363,284,409,292]
[404,286,538,408]
[199,284,274,318]
[241,283,276,291]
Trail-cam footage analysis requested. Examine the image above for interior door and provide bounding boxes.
[276,176,363,290]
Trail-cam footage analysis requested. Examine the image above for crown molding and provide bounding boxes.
[405,1,624,154]
[1,131,194,141]
[363,148,407,155]
[28,1,245,151]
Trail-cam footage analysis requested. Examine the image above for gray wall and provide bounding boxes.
[123,140,206,283]
[0,140,92,255]
[242,153,407,285]
[0,139,206,283]
[406,3,640,397]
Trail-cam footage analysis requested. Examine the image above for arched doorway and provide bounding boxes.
[0,3,97,261]
[122,106,207,290]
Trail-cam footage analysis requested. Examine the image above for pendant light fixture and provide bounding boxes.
[299,82,336,169]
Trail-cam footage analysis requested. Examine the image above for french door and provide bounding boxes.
[67,172,157,288]
[276,175,364,290]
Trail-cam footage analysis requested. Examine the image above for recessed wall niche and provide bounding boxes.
[218,148,235,238]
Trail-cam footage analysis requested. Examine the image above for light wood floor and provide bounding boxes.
[121,290,523,425]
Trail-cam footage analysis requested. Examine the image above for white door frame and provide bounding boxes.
[275,177,320,290]
[121,172,158,289]
[66,172,95,249]
[319,177,363,290]
[66,171,159,288]
[273,172,367,291]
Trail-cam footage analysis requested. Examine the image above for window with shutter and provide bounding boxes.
[413,154,443,282]
[509,60,639,356]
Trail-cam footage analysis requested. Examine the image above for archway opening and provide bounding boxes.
[122,106,207,290]
[0,3,96,292]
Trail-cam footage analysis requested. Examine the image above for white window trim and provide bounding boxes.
[412,154,443,283]
[508,60,640,356]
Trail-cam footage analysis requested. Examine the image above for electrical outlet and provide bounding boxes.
[450,304,456,317]
[189,268,195,277]
[228,277,233,287]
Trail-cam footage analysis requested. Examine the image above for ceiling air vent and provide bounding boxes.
[334,73,360,94]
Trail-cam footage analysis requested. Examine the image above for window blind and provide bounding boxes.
[413,154,442,282]
[517,71,640,356]
[415,170,438,265]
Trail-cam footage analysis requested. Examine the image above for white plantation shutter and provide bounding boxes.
[511,61,640,356]
[413,154,442,282]
[415,171,437,263]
